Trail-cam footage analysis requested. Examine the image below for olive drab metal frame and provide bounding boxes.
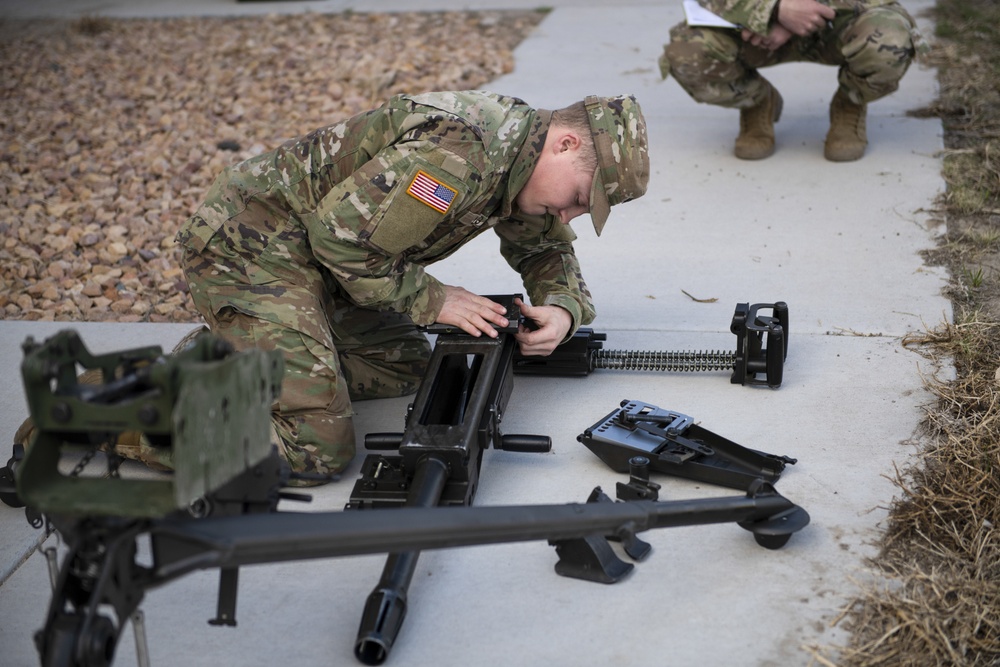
[15,330,282,518]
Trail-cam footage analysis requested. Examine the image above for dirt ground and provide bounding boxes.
[0,11,545,323]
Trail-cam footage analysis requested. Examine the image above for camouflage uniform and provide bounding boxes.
[660,0,923,108]
[175,91,647,479]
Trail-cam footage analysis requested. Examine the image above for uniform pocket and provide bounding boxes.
[367,162,469,255]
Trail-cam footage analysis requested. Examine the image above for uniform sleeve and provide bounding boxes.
[494,214,596,338]
[299,141,474,325]
[700,0,778,34]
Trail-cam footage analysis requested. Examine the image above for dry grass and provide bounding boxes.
[833,316,1000,665]
[829,0,1000,663]
[834,317,1000,665]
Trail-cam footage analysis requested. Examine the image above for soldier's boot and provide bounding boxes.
[735,82,783,160]
[824,90,868,162]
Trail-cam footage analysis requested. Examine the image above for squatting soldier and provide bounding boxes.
[660,0,924,161]
[174,91,649,481]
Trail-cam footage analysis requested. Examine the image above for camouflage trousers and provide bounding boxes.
[180,247,431,479]
[659,3,917,108]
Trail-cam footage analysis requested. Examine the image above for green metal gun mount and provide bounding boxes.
[15,330,283,518]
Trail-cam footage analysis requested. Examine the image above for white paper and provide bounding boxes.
[683,0,739,28]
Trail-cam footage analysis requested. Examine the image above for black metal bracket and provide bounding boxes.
[731,302,788,388]
[615,456,661,502]
[577,399,798,491]
[548,477,810,583]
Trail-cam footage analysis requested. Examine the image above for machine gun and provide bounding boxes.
[344,295,805,664]
[4,303,809,667]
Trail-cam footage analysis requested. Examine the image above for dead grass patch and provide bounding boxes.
[828,0,1000,664]
[834,316,1000,666]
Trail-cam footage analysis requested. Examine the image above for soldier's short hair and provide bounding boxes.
[552,101,598,176]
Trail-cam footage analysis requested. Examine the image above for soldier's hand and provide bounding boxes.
[437,286,510,337]
[513,299,572,356]
[742,24,793,50]
[776,0,835,36]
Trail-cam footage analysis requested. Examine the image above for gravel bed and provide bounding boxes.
[0,11,544,322]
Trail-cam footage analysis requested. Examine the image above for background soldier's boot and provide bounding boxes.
[824,90,868,161]
[735,83,783,160]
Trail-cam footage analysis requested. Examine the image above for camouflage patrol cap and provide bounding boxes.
[585,94,649,236]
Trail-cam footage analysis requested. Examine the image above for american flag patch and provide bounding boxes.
[406,170,457,214]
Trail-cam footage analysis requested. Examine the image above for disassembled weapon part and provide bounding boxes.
[578,399,798,491]
[514,301,789,388]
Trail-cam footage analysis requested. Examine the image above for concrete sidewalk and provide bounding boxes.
[0,1,946,665]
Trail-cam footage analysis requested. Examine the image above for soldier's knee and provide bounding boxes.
[662,23,700,74]
[273,411,355,482]
[340,333,431,400]
[841,9,915,95]
[661,25,742,89]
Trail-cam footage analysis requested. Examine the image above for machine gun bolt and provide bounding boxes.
[512,302,788,387]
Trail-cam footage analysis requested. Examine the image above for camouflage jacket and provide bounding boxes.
[176,91,595,332]
[701,0,902,35]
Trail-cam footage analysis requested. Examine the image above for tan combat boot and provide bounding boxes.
[824,90,868,161]
[734,82,783,160]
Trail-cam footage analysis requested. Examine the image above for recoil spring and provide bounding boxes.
[591,349,736,373]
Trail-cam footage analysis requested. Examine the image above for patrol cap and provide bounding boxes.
[585,94,649,236]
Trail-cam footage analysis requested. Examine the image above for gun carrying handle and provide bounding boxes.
[498,434,552,453]
[364,433,403,451]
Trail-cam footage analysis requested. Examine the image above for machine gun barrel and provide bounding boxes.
[355,456,449,665]
[31,463,804,667]
[150,489,802,575]
[31,476,805,667]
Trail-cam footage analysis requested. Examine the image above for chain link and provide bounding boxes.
[69,448,98,478]
[67,443,125,479]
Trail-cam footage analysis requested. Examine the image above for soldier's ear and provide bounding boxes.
[551,129,582,154]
